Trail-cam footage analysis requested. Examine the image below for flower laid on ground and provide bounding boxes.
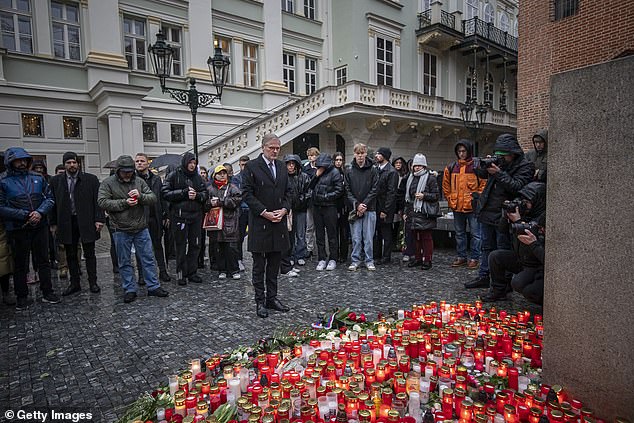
[118,302,613,423]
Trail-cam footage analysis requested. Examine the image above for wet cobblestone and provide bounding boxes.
[0,239,535,422]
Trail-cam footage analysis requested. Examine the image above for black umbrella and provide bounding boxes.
[103,160,117,168]
[150,153,182,169]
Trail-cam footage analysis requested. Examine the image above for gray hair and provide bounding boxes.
[262,132,280,146]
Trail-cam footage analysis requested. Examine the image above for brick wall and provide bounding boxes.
[518,0,634,149]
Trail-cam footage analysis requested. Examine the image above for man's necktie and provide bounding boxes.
[268,161,276,181]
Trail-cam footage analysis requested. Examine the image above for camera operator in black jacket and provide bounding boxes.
[465,133,534,289]
[482,182,546,303]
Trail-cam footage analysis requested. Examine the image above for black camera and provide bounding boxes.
[478,155,501,168]
[511,221,540,235]
[502,199,526,214]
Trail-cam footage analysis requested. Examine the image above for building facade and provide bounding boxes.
[517,0,634,148]
[0,0,518,177]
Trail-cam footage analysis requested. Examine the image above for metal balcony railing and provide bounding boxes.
[441,10,455,29]
[418,9,431,28]
[462,17,518,52]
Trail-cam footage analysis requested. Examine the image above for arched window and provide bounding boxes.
[465,0,479,20]
[499,12,510,33]
[420,0,431,11]
[483,3,494,24]
[466,66,478,103]
[484,73,494,106]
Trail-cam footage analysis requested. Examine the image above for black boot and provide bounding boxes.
[464,275,490,289]
[256,303,269,318]
[89,281,101,293]
[265,298,290,312]
[62,283,81,296]
[481,289,509,302]
[159,270,171,282]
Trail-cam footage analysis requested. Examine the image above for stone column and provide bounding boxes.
[297,53,306,96]
[187,0,213,81]
[261,0,287,93]
[33,0,52,57]
[84,0,128,70]
[106,112,125,160]
[233,38,244,87]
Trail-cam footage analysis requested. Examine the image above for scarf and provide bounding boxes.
[405,169,429,213]
[214,179,227,189]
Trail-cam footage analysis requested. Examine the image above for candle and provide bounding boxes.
[441,388,454,418]
[169,375,179,396]
[229,377,241,401]
[508,368,519,391]
[175,397,186,416]
[156,407,166,421]
[191,359,201,376]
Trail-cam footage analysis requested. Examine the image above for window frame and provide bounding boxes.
[0,0,33,54]
[483,3,494,24]
[376,36,394,87]
[214,36,232,85]
[499,12,510,33]
[170,124,185,144]
[21,113,44,138]
[243,42,258,88]
[422,51,437,96]
[282,52,296,94]
[465,0,479,20]
[143,121,158,143]
[62,116,82,139]
[305,56,317,95]
[160,24,182,76]
[281,0,294,13]
[303,0,315,20]
[554,0,579,20]
[335,66,347,86]
[50,0,81,61]
[123,15,147,71]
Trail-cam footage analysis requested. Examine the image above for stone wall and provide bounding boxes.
[544,56,634,419]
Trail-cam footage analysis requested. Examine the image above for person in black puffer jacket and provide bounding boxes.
[483,182,546,303]
[162,152,209,285]
[465,133,534,290]
[282,154,311,272]
[308,153,343,271]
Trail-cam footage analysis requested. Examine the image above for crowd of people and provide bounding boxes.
[0,128,547,315]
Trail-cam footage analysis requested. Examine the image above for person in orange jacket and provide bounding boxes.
[442,140,486,269]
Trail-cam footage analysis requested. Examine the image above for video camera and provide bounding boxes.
[477,155,502,168]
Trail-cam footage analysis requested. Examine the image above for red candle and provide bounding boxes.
[508,368,519,391]
[441,389,454,418]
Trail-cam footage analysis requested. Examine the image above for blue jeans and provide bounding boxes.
[113,229,161,293]
[479,222,511,277]
[350,211,376,265]
[454,212,481,260]
[292,211,307,261]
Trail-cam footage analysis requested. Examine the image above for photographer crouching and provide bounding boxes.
[482,182,546,304]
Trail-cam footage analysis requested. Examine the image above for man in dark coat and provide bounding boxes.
[373,147,399,265]
[525,129,548,183]
[242,133,292,318]
[465,133,534,289]
[0,147,60,309]
[162,152,208,286]
[135,153,170,282]
[50,151,105,295]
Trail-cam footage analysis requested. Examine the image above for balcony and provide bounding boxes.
[461,17,517,54]
[415,5,463,50]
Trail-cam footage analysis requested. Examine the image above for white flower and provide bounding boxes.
[352,324,362,332]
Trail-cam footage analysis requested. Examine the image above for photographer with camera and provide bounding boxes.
[464,134,535,289]
[482,182,546,303]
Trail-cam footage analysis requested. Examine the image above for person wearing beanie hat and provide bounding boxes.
[50,150,105,295]
[373,147,399,264]
[281,154,310,271]
[63,151,78,165]
[403,153,439,270]
[442,139,486,270]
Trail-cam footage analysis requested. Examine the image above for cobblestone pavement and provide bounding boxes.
[0,235,536,422]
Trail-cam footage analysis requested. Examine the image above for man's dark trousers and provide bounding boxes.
[374,219,393,261]
[172,214,203,278]
[252,251,281,304]
[9,226,53,298]
[65,215,97,287]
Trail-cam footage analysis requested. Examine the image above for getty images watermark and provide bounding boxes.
[3,409,93,422]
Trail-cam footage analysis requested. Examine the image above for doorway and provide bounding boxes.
[292,133,320,160]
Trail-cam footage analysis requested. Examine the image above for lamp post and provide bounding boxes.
[460,100,488,144]
[149,31,230,161]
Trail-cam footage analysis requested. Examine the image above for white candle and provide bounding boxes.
[373,349,382,366]
[168,375,178,396]
[485,356,494,374]
[408,392,421,423]
[191,359,201,376]
[239,368,249,393]
[229,377,241,400]
[156,408,166,421]
[398,310,405,320]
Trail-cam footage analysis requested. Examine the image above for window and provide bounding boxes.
[499,81,507,111]
[214,36,231,84]
[281,0,293,13]
[499,12,509,33]
[304,0,315,19]
[51,1,80,60]
[420,0,431,11]
[0,0,33,53]
[123,16,146,71]
[143,122,157,143]
[422,52,437,96]
[465,0,478,20]
[335,66,347,86]
[483,3,494,24]
[283,52,296,93]
[484,73,494,106]
[161,25,182,76]
[22,113,43,137]
[305,57,317,94]
[63,116,81,139]
[170,124,185,144]
[466,66,477,103]
[376,36,393,87]
[243,42,258,88]
[555,0,578,20]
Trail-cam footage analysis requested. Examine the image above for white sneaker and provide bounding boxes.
[348,263,359,271]
[326,260,337,271]
[238,260,245,271]
[219,273,227,279]
[292,267,301,273]
[316,260,327,271]
[232,273,241,280]
[297,259,306,266]
[366,263,376,271]
[402,255,410,262]
[282,270,299,277]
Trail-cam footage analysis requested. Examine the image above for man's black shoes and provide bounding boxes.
[464,275,490,289]
[178,278,187,286]
[148,287,169,298]
[42,292,61,304]
[123,292,137,303]
[159,271,171,282]
[62,285,81,296]
[265,298,290,312]
[481,290,509,302]
[15,297,33,310]
[256,303,269,318]
[89,282,101,293]
[188,274,203,283]
[407,259,423,268]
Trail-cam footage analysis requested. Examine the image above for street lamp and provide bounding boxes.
[149,31,230,161]
[460,100,488,143]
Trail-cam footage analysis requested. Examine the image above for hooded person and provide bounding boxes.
[98,155,168,303]
[161,152,209,285]
[0,147,58,309]
[373,147,399,264]
[484,182,546,303]
[526,129,548,182]
[283,154,311,271]
[308,153,344,271]
[442,139,487,269]
[465,133,535,290]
